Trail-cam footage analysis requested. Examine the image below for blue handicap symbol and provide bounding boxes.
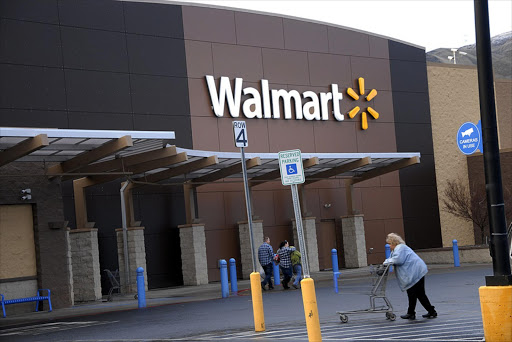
[286,164,297,175]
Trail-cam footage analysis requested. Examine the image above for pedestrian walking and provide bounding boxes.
[277,240,295,290]
[383,233,437,320]
[258,236,274,291]
[291,247,302,289]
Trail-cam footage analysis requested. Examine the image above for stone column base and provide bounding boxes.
[238,220,264,279]
[178,224,208,285]
[69,229,102,302]
[292,217,319,272]
[341,215,367,268]
[116,227,148,293]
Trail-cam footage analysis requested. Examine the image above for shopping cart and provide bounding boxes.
[336,263,395,323]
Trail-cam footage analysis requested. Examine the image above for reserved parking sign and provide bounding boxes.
[278,149,305,186]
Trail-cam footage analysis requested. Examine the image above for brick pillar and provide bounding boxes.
[178,224,208,285]
[292,217,320,273]
[65,229,74,306]
[341,215,368,268]
[238,220,264,279]
[69,229,101,302]
[116,227,148,293]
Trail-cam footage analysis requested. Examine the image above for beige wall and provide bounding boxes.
[496,80,512,149]
[0,205,37,279]
[427,64,478,247]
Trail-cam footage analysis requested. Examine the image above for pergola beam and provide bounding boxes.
[305,157,372,185]
[73,177,97,229]
[47,135,133,177]
[62,146,178,180]
[0,134,49,167]
[349,156,420,185]
[192,157,261,185]
[86,152,188,186]
[137,156,219,184]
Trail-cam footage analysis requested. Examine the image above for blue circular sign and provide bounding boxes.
[457,122,481,155]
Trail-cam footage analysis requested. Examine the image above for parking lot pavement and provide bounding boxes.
[0,264,490,342]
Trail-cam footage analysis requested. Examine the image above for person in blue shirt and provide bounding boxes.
[258,237,274,291]
[383,233,437,320]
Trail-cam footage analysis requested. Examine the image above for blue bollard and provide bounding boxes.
[331,249,340,293]
[220,259,229,298]
[229,258,238,293]
[452,239,460,267]
[385,244,393,272]
[331,248,339,273]
[136,267,146,308]
[273,255,280,286]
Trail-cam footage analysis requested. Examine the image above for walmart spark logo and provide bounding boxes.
[346,77,379,130]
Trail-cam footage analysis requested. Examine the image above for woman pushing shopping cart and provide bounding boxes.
[337,233,437,323]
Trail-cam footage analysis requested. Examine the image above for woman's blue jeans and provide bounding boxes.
[293,264,302,286]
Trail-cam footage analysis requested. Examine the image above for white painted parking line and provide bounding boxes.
[168,316,484,341]
[0,321,119,337]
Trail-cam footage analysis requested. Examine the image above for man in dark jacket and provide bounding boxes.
[258,237,274,290]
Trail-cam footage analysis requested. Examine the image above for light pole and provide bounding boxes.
[448,48,468,64]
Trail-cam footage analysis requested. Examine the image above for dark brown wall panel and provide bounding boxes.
[61,27,128,72]
[123,1,183,38]
[283,18,328,53]
[389,40,442,249]
[185,41,213,79]
[328,27,370,57]
[0,0,59,23]
[212,44,263,81]
[58,0,124,31]
[0,64,66,110]
[350,56,392,92]
[262,48,309,85]
[308,53,351,86]
[0,19,62,67]
[182,6,236,44]
[235,12,284,49]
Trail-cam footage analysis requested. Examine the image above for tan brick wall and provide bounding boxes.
[496,80,512,149]
[427,63,478,246]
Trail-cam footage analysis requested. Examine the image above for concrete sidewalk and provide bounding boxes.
[0,263,477,328]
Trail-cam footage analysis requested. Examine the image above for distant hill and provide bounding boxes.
[426,31,512,79]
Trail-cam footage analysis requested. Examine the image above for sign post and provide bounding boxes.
[278,149,321,341]
[233,121,265,332]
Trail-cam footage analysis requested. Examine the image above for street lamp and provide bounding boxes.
[448,48,468,64]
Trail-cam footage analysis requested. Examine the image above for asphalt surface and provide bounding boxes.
[0,264,490,342]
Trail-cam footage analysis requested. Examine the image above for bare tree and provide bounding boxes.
[442,179,488,244]
[442,179,512,244]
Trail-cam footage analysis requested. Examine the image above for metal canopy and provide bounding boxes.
[0,127,175,170]
[160,147,421,186]
[0,127,420,186]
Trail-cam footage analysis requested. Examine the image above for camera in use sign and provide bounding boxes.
[278,149,305,186]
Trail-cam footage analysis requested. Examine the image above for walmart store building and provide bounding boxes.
[2,0,509,313]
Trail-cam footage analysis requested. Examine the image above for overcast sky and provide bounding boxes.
[169,0,512,51]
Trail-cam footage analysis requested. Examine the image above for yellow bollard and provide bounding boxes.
[301,278,322,342]
[479,285,512,342]
[250,272,265,332]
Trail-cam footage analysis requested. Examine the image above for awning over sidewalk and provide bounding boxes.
[0,127,175,172]
[0,126,420,227]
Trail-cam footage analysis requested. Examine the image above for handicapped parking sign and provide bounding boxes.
[278,149,305,186]
[457,121,482,155]
[286,164,298,175]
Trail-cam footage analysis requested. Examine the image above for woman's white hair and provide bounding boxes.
[386,233,405,245]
